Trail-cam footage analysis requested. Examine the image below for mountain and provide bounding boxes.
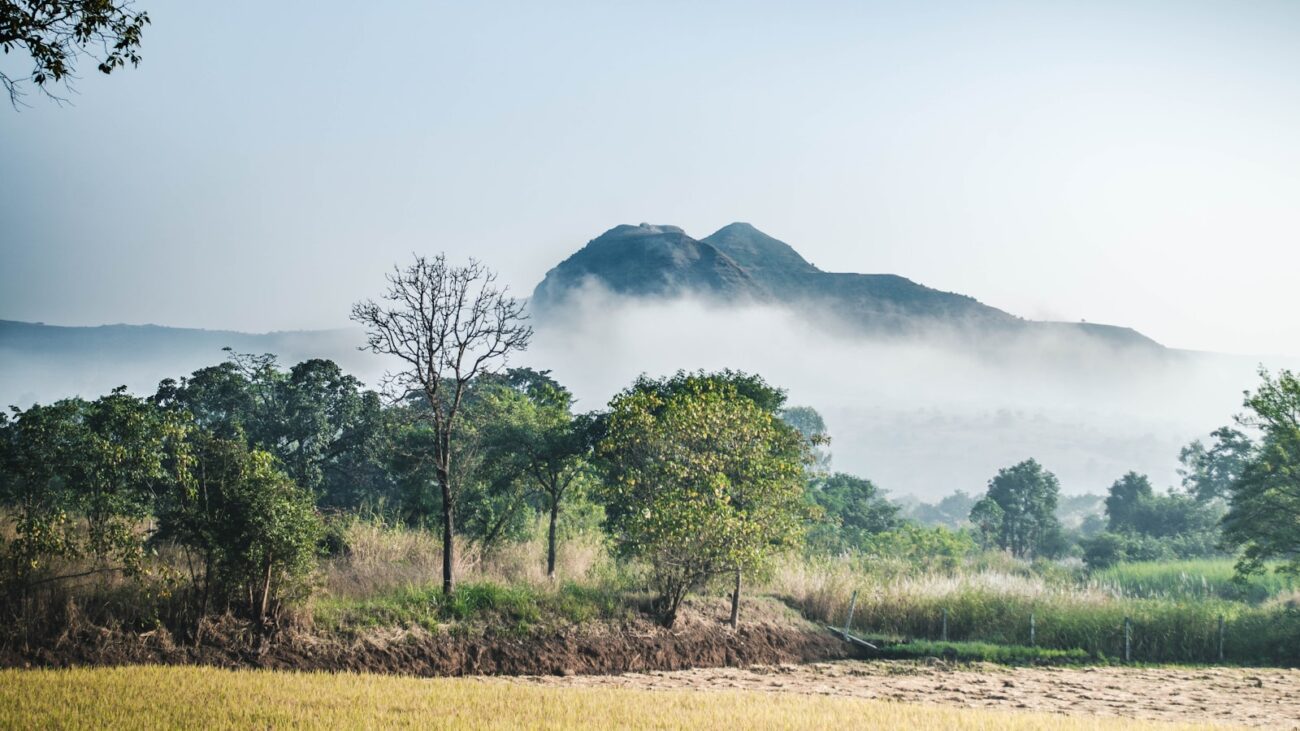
[532,222,1160,349]
[530,224,763,310]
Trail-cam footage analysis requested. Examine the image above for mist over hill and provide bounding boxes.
[0,223,1280,498]
[527,223,1266,498]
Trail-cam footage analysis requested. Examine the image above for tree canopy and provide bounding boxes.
[971,459,1062,559]
[805,472,900,554]
[1223,369,1300,576]
[1,0,150,105]
[598,373,807,627]
[1179,426,1252,503]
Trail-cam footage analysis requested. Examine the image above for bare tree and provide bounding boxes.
[351,255,532,594]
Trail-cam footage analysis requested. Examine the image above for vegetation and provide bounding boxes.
[773,554,1300,666]
[970,459,1063,559]
[1223,368,1300,577]
[155,434,321,626]
[350,254,532,595]
[313,580,626,638]
[1091,559,1297,603]
[875,640,1091,665]
[804,472,901,555]
[4,252,1300,678]
[0,0,150,105]
[598,373,807,627]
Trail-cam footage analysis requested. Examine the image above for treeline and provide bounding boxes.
[0,256,831,632]
[0,354,814,629]
[901,424,1257,569]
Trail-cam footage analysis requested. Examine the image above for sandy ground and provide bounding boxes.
[511,660,1300,728]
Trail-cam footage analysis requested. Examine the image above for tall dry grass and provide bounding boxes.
[764,553,1300,665]
[319,515,613,600]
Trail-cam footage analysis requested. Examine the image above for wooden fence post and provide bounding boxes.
[1217,615,1225,663]
[1030,613,1036,647]
[1124,617,1132,663]
[843,590,858,635]
[941,607,948,642]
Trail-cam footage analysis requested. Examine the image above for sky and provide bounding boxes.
[2,0,1299,356]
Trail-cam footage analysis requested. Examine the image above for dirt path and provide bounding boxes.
[511,661,1300,728]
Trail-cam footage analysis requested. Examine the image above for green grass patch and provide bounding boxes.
[876,640,1092,665]
[1092,559,1298,603]
[313,580,628,636]
[839,590,1300,665]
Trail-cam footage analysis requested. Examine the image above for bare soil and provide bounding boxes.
[512,660,1300,729]
[0,598,854,676]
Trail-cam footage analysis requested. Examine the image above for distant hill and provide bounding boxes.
[532,222,1161,349]
[0,320,376,407]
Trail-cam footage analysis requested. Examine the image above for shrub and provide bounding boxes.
[156,434,321,625]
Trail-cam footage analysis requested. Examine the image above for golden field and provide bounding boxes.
[0,666,1238,730]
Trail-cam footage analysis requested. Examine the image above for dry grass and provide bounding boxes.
[763,554,1300,665]
[319,517,611,601]
[0,666,1235,730]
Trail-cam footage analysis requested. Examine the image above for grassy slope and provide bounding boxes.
[0,666,1229,730]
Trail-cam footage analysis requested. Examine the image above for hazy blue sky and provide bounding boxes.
[3,0,1298,355]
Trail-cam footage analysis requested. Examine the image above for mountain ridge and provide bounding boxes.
[532,222,1160,349]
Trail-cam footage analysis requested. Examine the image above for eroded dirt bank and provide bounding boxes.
[512,660,1300,729]
[0,600,854,676]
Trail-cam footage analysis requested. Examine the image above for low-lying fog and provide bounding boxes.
[526,291,1280,499]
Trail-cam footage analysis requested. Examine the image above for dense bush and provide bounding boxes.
[155,435,321,624]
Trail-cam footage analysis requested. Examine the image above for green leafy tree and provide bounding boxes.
[1105,472,1155,533]
[312,389,399,511]
[0,390,188,603]
[155,353,383,503]
[631,369,788,413]
[1,0,150,105]
[910,489,979,529]
[1082,468,1227,569]
[968,496,1004,550]
[385,390,531,551]
[805,472,900,554]
[779,405,831,472]
[1080,531,1126,569]
[278,359,370,495]
[155,434,321,626]
[479,368,594,579]
[1223,369,1300,576]
[1101,471,1222,548]
[974,459,1062,558]
[1,400,85,597]
[858,523,976,572]
[1179,426,1252,503]
[599,374,807,628]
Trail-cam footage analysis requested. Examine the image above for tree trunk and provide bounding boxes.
[546,495,559,580]
[729,568,742,629]
[259,556,274,624]
[438,465,455,596]
[195,551,213,645]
